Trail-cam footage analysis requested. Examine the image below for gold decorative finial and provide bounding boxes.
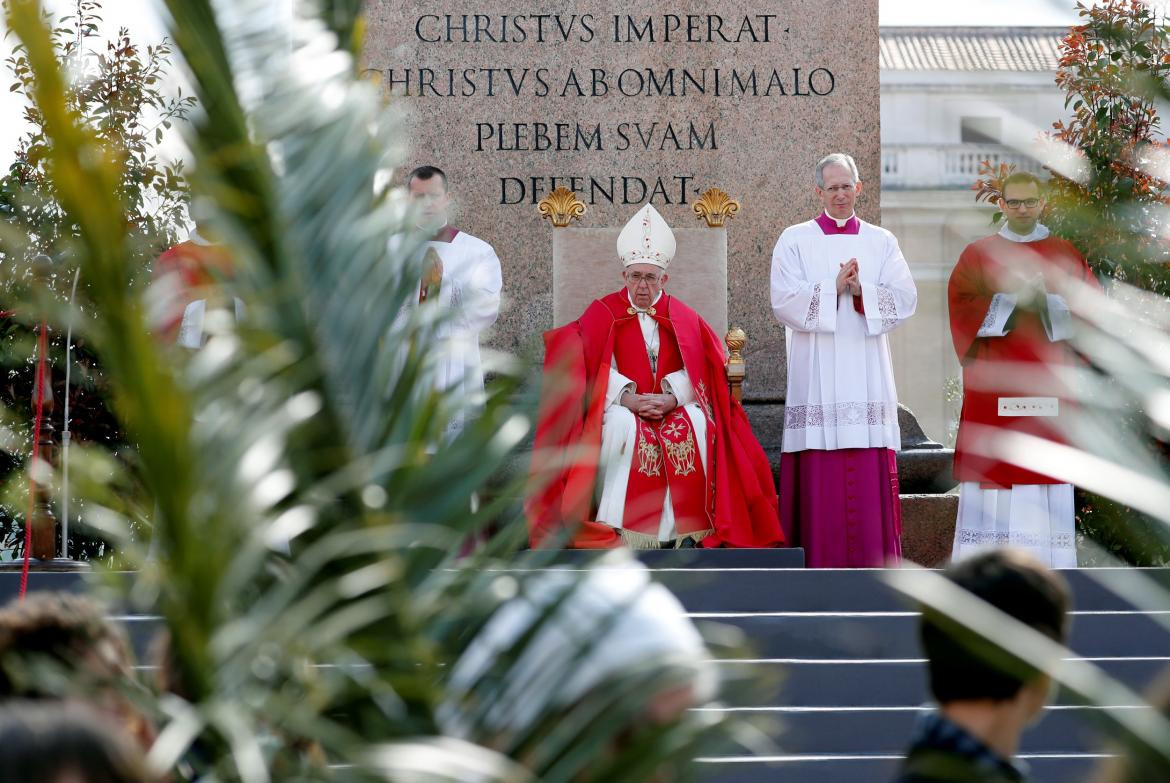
[725,327,746,358]
[538,187,587,228]
[693,187,740,228]
[725,326,747,401]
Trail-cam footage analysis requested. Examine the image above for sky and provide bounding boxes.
[880,0,1081,25]
[0,0,1121,167]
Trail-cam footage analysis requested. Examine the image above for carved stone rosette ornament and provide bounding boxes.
[725,326,747,401]
[693,187,740,228]
[537,186,587,227]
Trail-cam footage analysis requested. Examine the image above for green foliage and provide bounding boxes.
[1,0,751,780]
[1040,0,1170,564]
[0,0,194,561]
[971,159,1014,225]
[0,0,193,258]
[1046,0,1170,293]
[318,0,366,56]
[941,375,962,448]
[1076,488,1170,566]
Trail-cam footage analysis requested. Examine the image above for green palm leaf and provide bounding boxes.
[4,1,747,782]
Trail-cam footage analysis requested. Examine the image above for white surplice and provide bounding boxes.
[770,216,918,452]
[953,482,1076,567]
[594,292,709,543]
[414,229,503,436]
[951,221,1077,568]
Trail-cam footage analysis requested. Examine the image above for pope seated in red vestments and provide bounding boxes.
[526,204,785,549]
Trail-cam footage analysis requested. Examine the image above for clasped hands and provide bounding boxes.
[836,257,861,296]
[1004,270,1048,307]
[621,390,678,420]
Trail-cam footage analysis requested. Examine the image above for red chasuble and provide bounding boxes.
[948,234,1099,487]
[526,290,784,549]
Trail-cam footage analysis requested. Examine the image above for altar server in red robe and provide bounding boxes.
[527,204,784,549]
[948,171,1100,567]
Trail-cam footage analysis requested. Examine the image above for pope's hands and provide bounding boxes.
[621,391,679,420]
[837,258,860,295]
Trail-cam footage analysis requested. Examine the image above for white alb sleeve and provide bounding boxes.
[661,369,696,407]
[770,235,838,334]
[976,293,1018,337]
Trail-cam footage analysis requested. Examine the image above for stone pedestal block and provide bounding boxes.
[899,493,958,568]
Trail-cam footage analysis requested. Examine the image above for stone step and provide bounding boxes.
[695,705,1141,755]
[9,565,1170,614]
[115,615,164,662]
[697,753,1105,783]
[654,568,1170,614]
[0,570,91,603]
[716,657,1168,708]
[7,564,1166,783]
[696,611,1170,660]
[541,547,807,568]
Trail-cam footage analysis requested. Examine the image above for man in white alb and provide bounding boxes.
[771,153,917,567]
[406,165,503,437]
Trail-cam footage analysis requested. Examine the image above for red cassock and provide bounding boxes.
[526,290,785,549]
[151,240,233,340]
[948,234,1100,488]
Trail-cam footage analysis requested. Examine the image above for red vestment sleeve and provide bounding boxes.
[525,322,620,549]
[947,245,994,365]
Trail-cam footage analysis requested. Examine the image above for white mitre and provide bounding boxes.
[617,203,676,270]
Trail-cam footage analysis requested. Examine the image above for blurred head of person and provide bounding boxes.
[437,561,716,778]
[921,549,1072,754]
[0,700,154,783]
[0,592,153,748]
[407,164,451,233]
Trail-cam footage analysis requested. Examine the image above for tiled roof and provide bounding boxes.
[880,27,1066,71]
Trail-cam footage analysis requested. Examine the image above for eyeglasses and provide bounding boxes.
[1004,198,1041,208]
[627,273,661,285]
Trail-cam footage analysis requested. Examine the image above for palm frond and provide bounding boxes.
[5,1,748,781]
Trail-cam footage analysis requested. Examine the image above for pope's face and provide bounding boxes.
[408,174,451,231]
[998,182,1045,236]
[816,164,861,220]
[623,263,667,309]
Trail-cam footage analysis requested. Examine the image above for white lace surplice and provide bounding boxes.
[953,482,1076,568]
[770,219,917,452]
